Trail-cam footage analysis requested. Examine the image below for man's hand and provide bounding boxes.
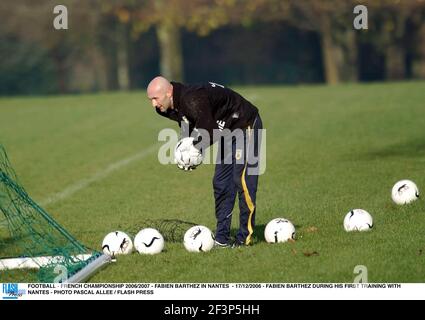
[174,137,203,171]
[177,163,197,171]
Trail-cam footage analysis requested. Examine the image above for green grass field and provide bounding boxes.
[1,81,425,283]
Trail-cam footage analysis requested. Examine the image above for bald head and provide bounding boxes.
[147,76,171,96]
[147,76,174,113]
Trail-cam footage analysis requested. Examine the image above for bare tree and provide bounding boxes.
[1,0,107,93]
[361,0,425,80]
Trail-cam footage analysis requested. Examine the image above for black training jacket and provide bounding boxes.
[156,81,259,145]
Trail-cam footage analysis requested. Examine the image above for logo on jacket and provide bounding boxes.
[235,149,243,160]
[216,120,226,131]
[182,116,190,124]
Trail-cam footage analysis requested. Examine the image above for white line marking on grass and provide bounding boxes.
[40,144,158,207]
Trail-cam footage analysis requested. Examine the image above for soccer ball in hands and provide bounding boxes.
[343,209,373,232]
[264,218,296,243]
[174,137,203,171]
[391,180,420,205]
[102,231,133,256]
[134,228,164,255]
[183,225,214,252]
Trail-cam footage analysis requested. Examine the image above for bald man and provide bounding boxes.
[147,76,263,248]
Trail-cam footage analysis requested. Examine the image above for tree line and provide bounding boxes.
[1,0,424,95]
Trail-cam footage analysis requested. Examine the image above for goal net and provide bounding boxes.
[0,145,110,283]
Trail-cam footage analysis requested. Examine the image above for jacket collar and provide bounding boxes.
[171,81,183,110]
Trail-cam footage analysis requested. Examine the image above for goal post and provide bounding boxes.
[0,145,110,282]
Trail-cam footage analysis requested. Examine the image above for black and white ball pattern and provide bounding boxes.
[183,225,214,252]
[102,231,133,256]
[391,180,419,205]
[343,209,373,232]
[134,228,164,255]
[264,218,296,243]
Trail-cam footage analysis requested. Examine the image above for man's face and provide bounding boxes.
[147,86,172,113]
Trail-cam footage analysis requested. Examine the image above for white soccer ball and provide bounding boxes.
[174,137,203,170]
[134,228,164,255]
[343,209,373,232]
[264,218,296,243]
[102,231,133,256]
[183,225,214,252]
[391,180,420,205]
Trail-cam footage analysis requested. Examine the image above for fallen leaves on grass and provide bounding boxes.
[303,251,319,257]
[305,226,318,233]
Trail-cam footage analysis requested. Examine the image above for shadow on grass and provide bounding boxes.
[0,235,28,257]
[230,223,302,245]
[356,138,425,160]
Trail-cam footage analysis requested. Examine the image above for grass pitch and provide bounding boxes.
[0,81,424,283]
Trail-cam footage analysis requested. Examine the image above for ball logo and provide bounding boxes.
[276,218,289,224]
[184,225,214,252]
[192,227,202,240]
[397,184,408,194]
[143,237,160,247]
[120,238,131,251]
[134,228,164,254]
